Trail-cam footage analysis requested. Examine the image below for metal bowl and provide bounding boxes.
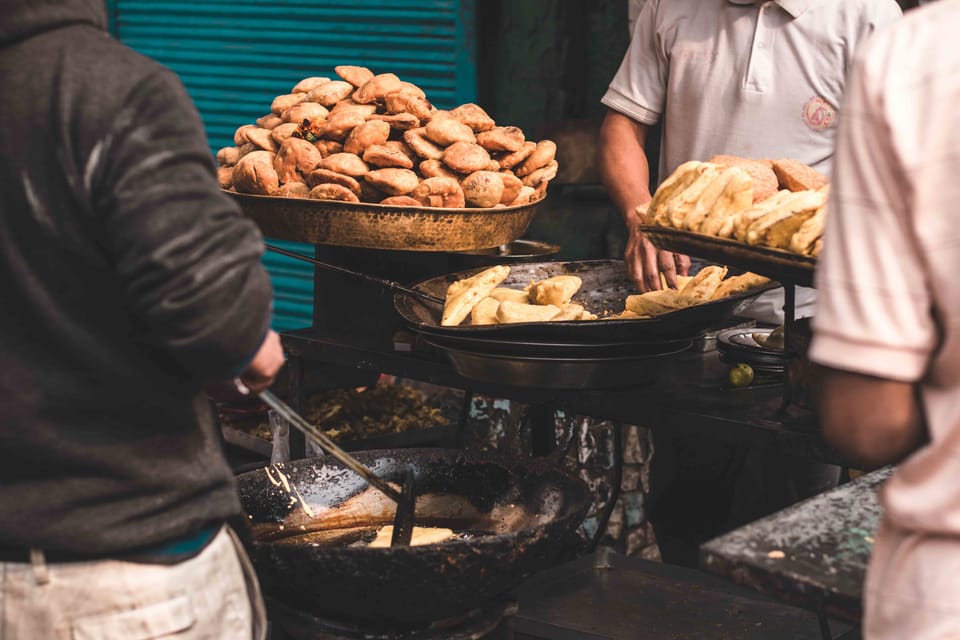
[228,190,542,252]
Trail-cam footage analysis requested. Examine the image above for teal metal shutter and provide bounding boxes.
[107,0,477,331]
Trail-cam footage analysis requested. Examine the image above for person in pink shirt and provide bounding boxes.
[811,1,960,636]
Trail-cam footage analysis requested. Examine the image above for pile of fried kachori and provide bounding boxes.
[218,67,558,209]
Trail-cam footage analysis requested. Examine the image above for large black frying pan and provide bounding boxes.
[236,449,590,629]
[395,260,778,342]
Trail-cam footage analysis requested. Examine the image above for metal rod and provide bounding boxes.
[264,243,445,306]
[257,390,407,505]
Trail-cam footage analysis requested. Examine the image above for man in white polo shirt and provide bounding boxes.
[812,1,960,636]
[599,0,900,566]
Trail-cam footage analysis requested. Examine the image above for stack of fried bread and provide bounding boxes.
[439,265,771,326]
[644,156,828,256]
[217,66,557,208]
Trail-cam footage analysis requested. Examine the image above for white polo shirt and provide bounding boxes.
[602,0,902,182]
[810,2,960,635]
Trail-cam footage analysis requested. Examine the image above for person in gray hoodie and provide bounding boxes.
[0,1,283,637]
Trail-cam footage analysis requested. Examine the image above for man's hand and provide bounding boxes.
[240,330,285,393]
[625,227,691,292]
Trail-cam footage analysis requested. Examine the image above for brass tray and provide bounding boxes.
[641,225,816,287]
[227,190,540,252]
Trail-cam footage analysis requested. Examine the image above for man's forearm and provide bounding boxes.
[817,366,927,469]
[599,111,653,230]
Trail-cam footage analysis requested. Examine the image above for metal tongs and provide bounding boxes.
[239,383,415,546]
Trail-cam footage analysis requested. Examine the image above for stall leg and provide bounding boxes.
[527,404,557,457]
[286,354,306,461]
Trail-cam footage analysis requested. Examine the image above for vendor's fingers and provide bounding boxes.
[658,250,679,289]
[675,252,691,277]
[639,236,664,293]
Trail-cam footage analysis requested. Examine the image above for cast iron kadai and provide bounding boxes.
[265,243,443,307]
[236,448,591,628]
[252,387,416,547]
[395,259,780,342]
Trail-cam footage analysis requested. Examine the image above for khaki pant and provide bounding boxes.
[0,526,267,640]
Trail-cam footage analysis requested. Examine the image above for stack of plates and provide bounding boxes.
[717,327,786,374]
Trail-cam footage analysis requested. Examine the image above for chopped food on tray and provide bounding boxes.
[645,155,828,257]
[217,66,558,208]
[440,265,770,326]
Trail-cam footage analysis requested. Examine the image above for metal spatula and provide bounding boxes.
[249,387,416,546]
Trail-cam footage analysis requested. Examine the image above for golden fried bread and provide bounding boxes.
[498,172,523,204]
[403,128,445,160]
[308,81,356,107]
[448,103,495,132]
[330,100,378,117]
[496,141,536,170]
[282,102,329,124]
[708,155,778,203]
[696,167,754,236]
[353,73,404,104]
[528,275,582,307]
[271,93,308,115]
[460,171,504,207]
[745,189,826,246]
[665,165,724,229]
[496,300,561,324]
[233,150,280,195]
[679,167,741,232]
[680,265,728,301]
[520,160,558,188]
[442,142,492,174]
[379,195,421,206]
[364,168,420,196]
[384,91,433,121]
[425,117,476,146]
[442,265,510,326]
[710,272,771,299]
[305,168,361,195]
[292,77,330,93]
[516,140,557,177]
[245,127,278,152]
[789,205,826,255]
[368,112,421,131]
[320,110,368,140]
[385,140,417,163]
[731,190,794,241]
[216,147,240,167]
[256,114,283,129]
[217,166,233,190]
[489,287,531,304]
[309,183,360,203]
[476,126,525,152]
[553,303,588,321]
[313,140,344,157]
[625,290,699,316]
[270,122,300,145]
[509,186,537,206]
[397,81,427,99]
[277,181,310,198]
[363,144,415,169]
[342,119,391,155]
[649,161,711,226]
[335,65,375,88]
[321,153,369,177]
[470,297,501,325]
[274,137,324,184]
[419,159,458,179]
[411,176,465,208]
[771,158,829,192]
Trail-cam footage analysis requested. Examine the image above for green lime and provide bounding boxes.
[729,363,755,388]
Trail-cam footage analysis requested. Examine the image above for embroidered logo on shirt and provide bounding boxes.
[802,97,836,132]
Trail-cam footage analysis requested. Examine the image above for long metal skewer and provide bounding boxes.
[257,390,407,505]
[264,243,445,306]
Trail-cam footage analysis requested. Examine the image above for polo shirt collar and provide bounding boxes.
[727,0,814,18]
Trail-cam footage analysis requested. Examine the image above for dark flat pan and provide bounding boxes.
[395,260,778,342]
[236,449,590,628]
[419,331,693,359]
